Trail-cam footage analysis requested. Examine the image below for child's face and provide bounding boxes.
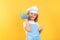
[28,12,37,20]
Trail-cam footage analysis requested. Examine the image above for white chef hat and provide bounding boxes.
[26,6,38,14]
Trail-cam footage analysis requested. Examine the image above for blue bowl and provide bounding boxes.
[20,14,28,19]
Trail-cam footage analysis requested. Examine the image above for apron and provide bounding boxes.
[26,23,40,40]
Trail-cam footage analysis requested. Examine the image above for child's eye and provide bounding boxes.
[31,13,33,14]
[34,14,37,16]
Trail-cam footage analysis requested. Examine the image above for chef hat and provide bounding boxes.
[26,6,38,14]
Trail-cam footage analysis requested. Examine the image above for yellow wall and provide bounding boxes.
[0,0,60,40]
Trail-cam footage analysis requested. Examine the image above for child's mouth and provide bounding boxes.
[30,16,34,18]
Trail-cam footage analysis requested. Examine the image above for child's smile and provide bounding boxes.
[28,13,37,20]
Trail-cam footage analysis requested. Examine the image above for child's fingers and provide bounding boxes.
[40,25,44,30]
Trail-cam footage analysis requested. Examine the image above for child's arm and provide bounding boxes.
[39,25,44,33]
[36,23,44,33]
[24,19,30,32]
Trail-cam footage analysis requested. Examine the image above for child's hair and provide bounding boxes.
[27,13,38,22]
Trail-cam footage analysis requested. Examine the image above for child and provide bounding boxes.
[23,6,43,40]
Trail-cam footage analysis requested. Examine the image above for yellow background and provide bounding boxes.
[0,0,60,40]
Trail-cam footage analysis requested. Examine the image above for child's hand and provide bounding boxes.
[24,19,28,22]
[39,25,44,33]
[39,25,44,30]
